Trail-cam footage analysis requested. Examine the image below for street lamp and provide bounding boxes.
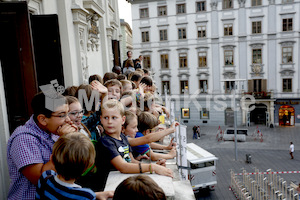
[221,79,246,161]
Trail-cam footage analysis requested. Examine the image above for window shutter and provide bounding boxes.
[248,80,253,92]
[262,79,267,92]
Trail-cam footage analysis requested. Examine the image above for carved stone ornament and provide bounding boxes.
[81,54,89,84]
[210,1,218,10]
[252,64,262,74]
[87,13,100,51]
[238,0,246,8]
[250,64,264,77]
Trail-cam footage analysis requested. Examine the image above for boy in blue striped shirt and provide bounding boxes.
[36,132,113,200]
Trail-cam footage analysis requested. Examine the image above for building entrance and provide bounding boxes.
[279,105,295,126]
[250,104,267,125]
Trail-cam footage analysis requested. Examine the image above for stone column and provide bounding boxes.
[106,27,114,71]
[238,0,247,92]
[210,1,221,93]
[270,101,275,127]
[267,1,277,93]
[210,1,219,38]
[72,6,89,84]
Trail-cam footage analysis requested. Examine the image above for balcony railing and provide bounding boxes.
[243,91,272,99]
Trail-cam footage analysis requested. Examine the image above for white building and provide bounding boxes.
[120,19,133,63]
[130,0,300,127]
[0,0,122,197]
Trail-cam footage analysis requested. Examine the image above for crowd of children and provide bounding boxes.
[6,61,178,200]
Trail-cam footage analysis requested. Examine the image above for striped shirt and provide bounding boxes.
[36,170,96,200]
[7,116,58,200]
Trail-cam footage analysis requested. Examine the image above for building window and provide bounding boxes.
[158,6,167,16]
[141,31,149,42]
[224,50,234,65]
[180,80,189,94]
[225,81,235,93]
[140,8,149,18]
[282,0,293,3]
[160,54,169,69]
[197,26,206,38]
[198,52,207,68]
[181,108,190,119]
[283,79,292,92]
[162,81,170,95]
[179,53,188,68]
[196,1,206,12]
[282,47,293,64]
[159,29,168,41]
[177,4,186,14]
[223,0,233,9]
[178,28,186,39]
[282,18,293,31]
[143,55,151,69]
[253,79,262,92]
[199,80,208,93]
[252,0,262,6]
[252,21,261,34]
[224,24,233,36]
[200,108,209,119]
[252,49,262,64]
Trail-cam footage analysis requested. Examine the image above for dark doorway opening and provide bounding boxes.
[250,104,267,124]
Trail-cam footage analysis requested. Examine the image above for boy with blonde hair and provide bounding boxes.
[36,132,113,199]
[120,80,133,93]
[95,100,173,190]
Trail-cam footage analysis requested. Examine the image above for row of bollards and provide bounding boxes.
[230,168,299,200]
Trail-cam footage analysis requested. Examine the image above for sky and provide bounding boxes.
[118,0,133,27]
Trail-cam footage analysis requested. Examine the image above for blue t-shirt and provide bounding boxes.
[36,170,96,200]
[132,132,150,158]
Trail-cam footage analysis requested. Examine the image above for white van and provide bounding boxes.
[186,143,218,192]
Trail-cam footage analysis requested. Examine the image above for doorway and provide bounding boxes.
[225,108,234,126]
[279,105,295,126]
[0,2,65,133]
[0,2,38,132]
[250,104,267,125]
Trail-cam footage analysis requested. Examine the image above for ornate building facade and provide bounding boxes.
[129,0,300,127]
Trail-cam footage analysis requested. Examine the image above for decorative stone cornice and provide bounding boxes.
[222,45,236,50]
[223,71,236,79]
[249,43,265,48]
[279,69,295,77]
[268,0,275,5]
[279,41,296,46]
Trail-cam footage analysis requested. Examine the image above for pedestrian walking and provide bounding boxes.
[289,142,294,159]
[193,126,197,140]
[197,126,201,139]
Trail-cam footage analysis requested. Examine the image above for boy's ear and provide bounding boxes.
[37,114,48,126]
[121,116,126,125]
[144,129,150,135]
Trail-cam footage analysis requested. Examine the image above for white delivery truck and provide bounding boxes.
[186,143,218,192]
